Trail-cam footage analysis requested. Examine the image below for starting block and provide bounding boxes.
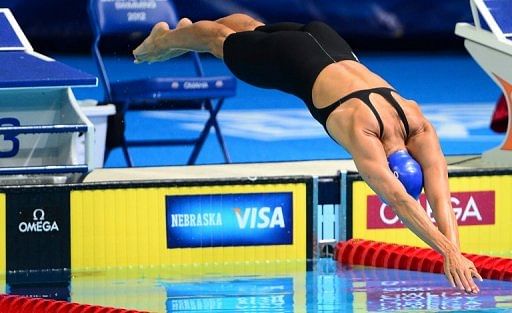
[455,0,512,166]
[0,9,97,183]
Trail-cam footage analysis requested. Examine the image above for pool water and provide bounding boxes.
[9,259,510,312]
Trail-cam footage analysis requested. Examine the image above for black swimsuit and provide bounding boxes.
[318,87,410,139]
[223,21,410,139]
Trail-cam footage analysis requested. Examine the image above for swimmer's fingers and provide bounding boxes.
[471,267,483,282]
[462,268,479,294]
[445,271,456,288]
[451,269,465,291]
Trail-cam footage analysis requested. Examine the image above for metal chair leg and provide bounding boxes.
[187,99,225,165]
[121,137,134,167]
[209,100,231,163]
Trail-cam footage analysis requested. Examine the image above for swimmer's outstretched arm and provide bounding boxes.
[407,121,460,247]
[343,126,482,294]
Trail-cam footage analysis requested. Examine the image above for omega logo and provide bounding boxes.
[33,208,45,221]
[18,208,59,233]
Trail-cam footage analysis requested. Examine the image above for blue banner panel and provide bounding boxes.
[166,192,293,248]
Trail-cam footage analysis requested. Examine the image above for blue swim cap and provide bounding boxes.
[387,149,423,199]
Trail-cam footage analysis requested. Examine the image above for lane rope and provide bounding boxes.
[0,294,147,313]
[335,239,512,281]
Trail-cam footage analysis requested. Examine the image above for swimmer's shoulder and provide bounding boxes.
[398,98,431,137]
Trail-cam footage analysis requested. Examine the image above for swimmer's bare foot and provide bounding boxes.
[176,17,193,28]
[133,18,192,63]
[133,21,169,63]
[159,18,193,59]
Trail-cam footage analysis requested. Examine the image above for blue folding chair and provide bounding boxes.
[88,0,235,166]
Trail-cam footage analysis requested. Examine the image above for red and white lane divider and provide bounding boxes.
[335,239,512,281]
[0,294,147,313]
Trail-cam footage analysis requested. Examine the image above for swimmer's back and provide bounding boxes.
[321,63,429,156]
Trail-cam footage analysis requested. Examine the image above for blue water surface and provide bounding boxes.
[63,259,512,312]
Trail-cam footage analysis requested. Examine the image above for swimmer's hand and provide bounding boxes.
[443,251,483,294]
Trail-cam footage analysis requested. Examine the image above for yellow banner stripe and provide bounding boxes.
[352,175,512,257]
[71,183,308,271]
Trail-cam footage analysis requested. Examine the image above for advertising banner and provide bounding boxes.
[166,192,293,248]
[367,191,495,229]
[5,189,70,283]
[351,174,512,256]
[71,181,310,270]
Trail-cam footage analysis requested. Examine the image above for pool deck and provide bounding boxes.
[84,155,510,183]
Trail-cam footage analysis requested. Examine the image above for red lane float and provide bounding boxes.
[335,239,512,281]
[0,294,146,313]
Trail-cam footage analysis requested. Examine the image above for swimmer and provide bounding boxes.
[133,14,483,293]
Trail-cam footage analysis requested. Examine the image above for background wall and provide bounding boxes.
[0,0,473,53]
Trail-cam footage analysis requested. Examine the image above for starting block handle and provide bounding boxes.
[0,165,88,175]
[0,124,88,135]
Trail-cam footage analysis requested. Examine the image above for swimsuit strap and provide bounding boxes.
[358,91,385,139]
[319,88,386,138]
[319,87,410,139]
[378,88,410,138]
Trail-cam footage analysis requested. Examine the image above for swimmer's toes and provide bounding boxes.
[176,18,193,29]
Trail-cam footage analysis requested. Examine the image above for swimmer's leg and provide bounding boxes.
[215,13,264,32]
[133,19,235,63]
[215,14,305,33]
[253,22,304,33]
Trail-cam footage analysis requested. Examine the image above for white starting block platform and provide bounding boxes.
[455,0,512,166]
[0,9,98,180]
